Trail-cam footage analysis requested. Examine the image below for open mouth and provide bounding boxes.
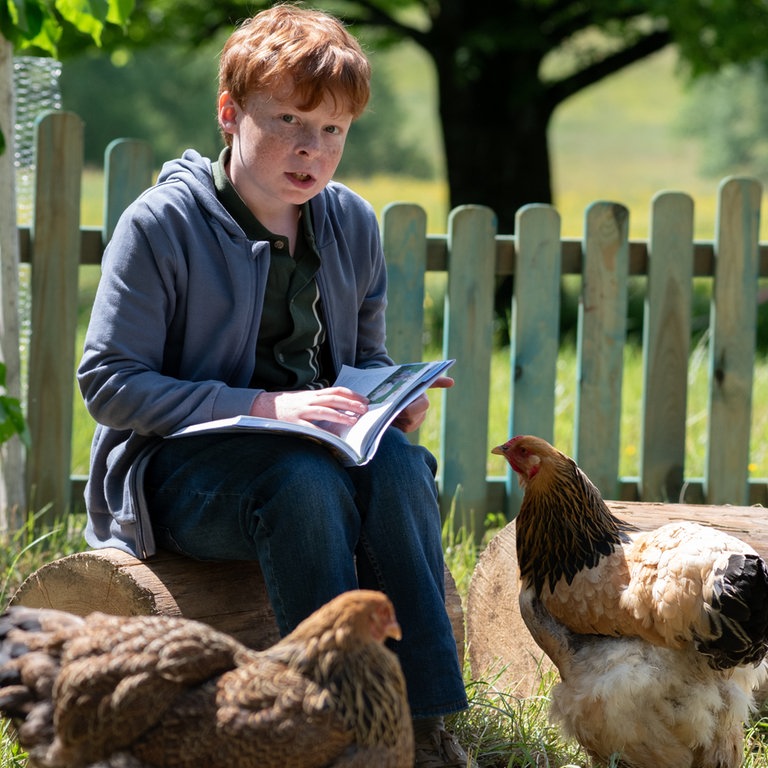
[291,172,312,182]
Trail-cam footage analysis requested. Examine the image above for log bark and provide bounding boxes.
[11,547,465,665]
[467,500,768,697]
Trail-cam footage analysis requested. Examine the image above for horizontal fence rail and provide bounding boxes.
[14,111,768,533]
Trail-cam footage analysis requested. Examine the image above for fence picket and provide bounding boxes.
[706,177,762,505]
[103,139,155,243]
[505,204,562,515]
[25,111,83,516]
[574,202,630,498]
[440,206,496,533]
[381,203,428,366]
[640,191,694,502]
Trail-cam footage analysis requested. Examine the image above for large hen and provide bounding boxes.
[493,434,768,768]
[0,590,412,768]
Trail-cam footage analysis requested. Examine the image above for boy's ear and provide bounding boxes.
[218,92,238,135]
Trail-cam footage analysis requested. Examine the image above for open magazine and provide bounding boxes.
[167,359,455,466]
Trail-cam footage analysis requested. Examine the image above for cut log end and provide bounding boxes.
[466,524,554,696]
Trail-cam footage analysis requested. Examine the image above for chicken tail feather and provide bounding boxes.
[699,553,768,669]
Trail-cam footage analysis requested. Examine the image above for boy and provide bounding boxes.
[78,6,473,766]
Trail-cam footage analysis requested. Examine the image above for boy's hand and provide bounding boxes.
[392,375,454,433]
[250,387,368,427]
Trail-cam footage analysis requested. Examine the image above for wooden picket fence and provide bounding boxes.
[16,111,768,533]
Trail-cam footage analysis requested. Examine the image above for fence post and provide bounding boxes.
[440,205,496,535]
[25,111,83,522]
[504,203,562,516]
[705,177,762,505]
[574,201,629,498]
[381,203,428,448]
[640,191,694,502]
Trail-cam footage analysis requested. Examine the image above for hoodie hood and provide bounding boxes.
[155,149,245,239]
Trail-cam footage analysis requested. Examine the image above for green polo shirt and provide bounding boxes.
[212,149,331,391]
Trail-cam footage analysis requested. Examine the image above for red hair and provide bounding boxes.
[218,5,371,140]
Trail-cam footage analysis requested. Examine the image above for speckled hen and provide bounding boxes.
[0,590,412,768]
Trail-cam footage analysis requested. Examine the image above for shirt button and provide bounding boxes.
[274,240,285,250]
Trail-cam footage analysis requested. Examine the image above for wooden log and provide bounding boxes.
[466,500,768,697]
[10,548,465,666]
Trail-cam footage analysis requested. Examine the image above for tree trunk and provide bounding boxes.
[0,38,26,530]
[439,82,554,235]
[433,43,555,338]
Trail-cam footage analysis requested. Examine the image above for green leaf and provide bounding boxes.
[55,0,105,45]
[0,364,30,449]
[106,0,132,28]
[5,0,43,38]
[0,398,30,448]
[16,14,61,55]
[1,0,58,53]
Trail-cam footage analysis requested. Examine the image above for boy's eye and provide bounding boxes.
[281,114,296,124]
[325,125,341,135]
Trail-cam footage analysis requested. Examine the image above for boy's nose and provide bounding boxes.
[296,129,321,156]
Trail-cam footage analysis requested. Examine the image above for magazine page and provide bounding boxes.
[166,359,454,466]
[325,361,454,457]
[167,415,364,464]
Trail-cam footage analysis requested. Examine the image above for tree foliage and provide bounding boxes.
[0,0,133,154]
[679,61,768,183]
[1,0,133,56]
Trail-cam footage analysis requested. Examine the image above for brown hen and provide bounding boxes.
[0,590,413,768]
[493,434,768,768]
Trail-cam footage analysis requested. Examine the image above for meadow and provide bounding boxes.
[5,39,768,767]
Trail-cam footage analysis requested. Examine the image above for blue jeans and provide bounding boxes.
[144,427,468,717]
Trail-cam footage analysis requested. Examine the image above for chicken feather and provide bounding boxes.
[520,589,765,768]
[493,434,768,768]
[0,590,412,768]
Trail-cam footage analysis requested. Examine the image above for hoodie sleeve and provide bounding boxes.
[77,176,262,437]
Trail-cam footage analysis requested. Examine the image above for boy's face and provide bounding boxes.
[219,80,353,217]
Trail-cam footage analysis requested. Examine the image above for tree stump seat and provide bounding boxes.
[11,548,465,665]
[466,501,768,698]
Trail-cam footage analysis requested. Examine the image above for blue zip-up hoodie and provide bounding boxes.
[77,150,392,557]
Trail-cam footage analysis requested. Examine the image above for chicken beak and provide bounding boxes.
[371,608,403,643]
[491,444,505,456]
[386,619,403,642]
